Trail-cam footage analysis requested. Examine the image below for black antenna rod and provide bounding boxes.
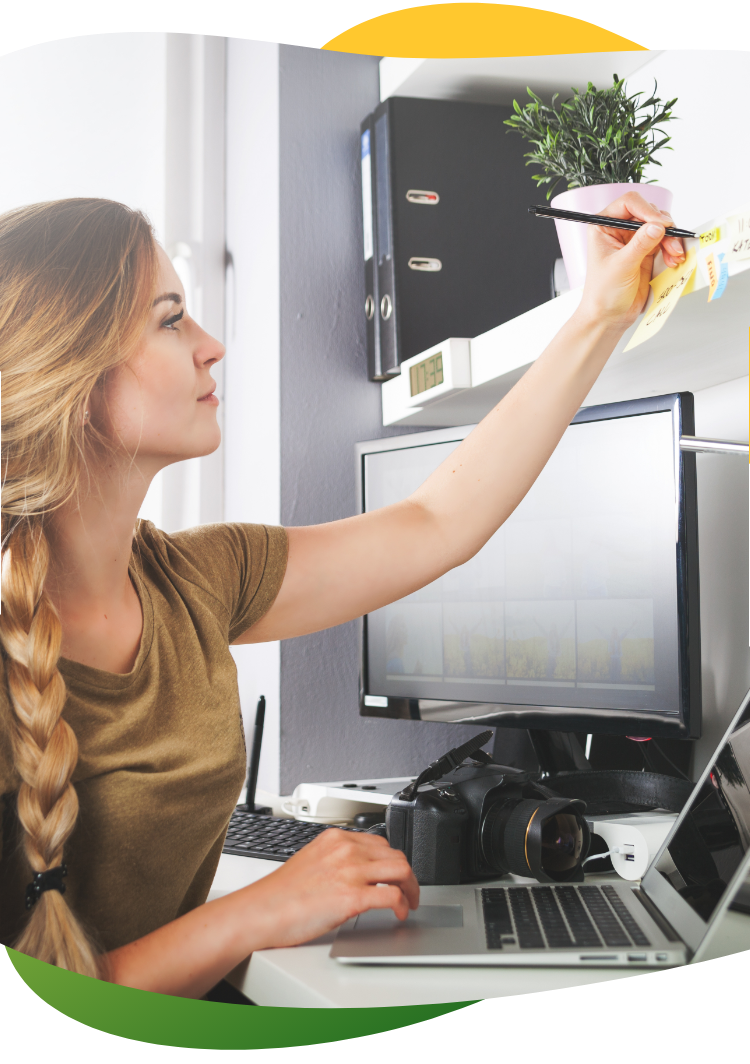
[237,695,271,814]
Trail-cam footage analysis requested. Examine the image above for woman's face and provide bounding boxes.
[97,245,224,471]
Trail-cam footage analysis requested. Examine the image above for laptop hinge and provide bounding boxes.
[633,888,683,943]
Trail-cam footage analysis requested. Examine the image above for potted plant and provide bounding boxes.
[505,77,678,288]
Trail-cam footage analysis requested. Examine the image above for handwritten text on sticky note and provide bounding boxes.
[706,251,729,301]
[726,208,750,262]
[699,227,720,247]
[623,248,697,352]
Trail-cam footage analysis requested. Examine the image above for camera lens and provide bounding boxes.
[541,812,584,872]
[481,797,589,882]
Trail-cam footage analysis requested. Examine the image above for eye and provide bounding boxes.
[162,309,184,331]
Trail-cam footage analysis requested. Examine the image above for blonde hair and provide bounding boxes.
[0,199,158,974]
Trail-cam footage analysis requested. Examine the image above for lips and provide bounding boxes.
[198,385,218,402]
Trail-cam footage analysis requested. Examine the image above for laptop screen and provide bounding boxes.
[650,700,750,929]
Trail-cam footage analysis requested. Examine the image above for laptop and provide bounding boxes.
[331,690,750,970]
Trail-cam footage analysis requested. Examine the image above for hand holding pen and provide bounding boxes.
[563,189,688,330]
[531,194,689,268]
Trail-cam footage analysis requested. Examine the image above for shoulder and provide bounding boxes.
[135,521,288,638]
[135,520,287,582]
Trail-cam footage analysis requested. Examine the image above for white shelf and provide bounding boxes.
[380,52,663,106]
[382,238,750,429]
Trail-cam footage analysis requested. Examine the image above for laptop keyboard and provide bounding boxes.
[482,885,652,951]
[223,809,363,861]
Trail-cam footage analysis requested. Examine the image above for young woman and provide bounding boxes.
[0,193,685,997]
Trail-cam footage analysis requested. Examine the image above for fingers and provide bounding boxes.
[307,828,420,909]
[358,884,412,921]
[368,858,420,910]
[598,189,685,267]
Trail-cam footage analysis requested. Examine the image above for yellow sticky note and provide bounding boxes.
[624,248,697,352]
[726,207,750,262]
[699,227,720,247]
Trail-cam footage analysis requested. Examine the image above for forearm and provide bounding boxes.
[413,307,625,563]
[104,830,418,998]
[104,877,285,998]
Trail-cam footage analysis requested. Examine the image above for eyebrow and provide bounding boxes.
[152,292,183,307]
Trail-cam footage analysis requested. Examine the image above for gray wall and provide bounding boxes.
[277,46,486,791]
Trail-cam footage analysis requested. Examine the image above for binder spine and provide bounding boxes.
[374,105,399,378]
[360,119,382,380]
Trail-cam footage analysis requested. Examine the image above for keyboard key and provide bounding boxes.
[531,887,575,948]
[481,889,513,949]
[554,887,603,948]
[578,886,632,947]
[602,886,651,947]
[508,888,545,949]
[223,810,361,861]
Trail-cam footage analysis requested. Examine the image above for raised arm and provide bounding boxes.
[238,192,685,645]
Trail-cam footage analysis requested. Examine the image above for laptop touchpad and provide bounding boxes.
[354,905,463,931]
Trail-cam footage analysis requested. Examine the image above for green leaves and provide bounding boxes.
[504,75,678,200]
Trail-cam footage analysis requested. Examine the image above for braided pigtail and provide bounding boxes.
[0,197,157,972]
[0,520,98,975]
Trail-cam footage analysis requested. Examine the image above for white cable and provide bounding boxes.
[583,848,621,865]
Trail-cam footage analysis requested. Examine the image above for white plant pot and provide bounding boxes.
[551,183,674,290]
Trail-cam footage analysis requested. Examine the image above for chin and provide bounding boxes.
[192,430,222,458]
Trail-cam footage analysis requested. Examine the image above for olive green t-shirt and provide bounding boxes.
[0,519,287,952]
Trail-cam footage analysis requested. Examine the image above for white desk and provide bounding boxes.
[210,852,750,1008]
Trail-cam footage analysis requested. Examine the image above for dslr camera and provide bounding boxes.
[386,731,590,885]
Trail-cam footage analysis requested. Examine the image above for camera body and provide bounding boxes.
[386,762,590,885]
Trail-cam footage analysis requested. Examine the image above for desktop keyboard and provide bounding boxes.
[223,810,363,861]
[482,884,652,950]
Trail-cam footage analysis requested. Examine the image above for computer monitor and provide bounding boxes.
[357,393,700,740]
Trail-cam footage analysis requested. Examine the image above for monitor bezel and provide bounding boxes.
[356,392,700,740]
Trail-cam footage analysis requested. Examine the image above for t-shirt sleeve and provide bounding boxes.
[141,521,288,643]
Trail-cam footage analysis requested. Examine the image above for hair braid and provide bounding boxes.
[0,198,157,974]
[0,520,98,975]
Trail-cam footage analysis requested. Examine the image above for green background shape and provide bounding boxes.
[8,948,476,1049]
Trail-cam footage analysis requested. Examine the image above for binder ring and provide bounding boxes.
[365,295,375,320]
[380,294,392,320]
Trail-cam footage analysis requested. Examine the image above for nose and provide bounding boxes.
[195,325,225,367]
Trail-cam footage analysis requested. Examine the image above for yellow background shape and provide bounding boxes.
[323,3,645,58]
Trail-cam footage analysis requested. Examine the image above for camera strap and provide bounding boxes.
[399,730,494,800]
[545,769,695,816]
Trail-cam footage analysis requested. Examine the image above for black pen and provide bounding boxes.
[529,204,696,240]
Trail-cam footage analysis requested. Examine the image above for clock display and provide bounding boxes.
[409,353,444,397]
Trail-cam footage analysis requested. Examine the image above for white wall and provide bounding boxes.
[626,51,750,227]
[692,377,750,774]
[0,32,228,533]
[624,53,750,769]
[225,40,282,796]
[0,33,167,238]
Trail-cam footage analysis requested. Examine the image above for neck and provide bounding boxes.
[44,458,156,614]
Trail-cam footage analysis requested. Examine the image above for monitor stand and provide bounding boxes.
[491,726,589,773]
[491,726,694,778]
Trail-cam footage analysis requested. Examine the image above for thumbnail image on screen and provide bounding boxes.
[364,410,681,718]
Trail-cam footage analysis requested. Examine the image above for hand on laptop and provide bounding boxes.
[248,828,420,948]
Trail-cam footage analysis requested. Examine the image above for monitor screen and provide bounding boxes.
[358,394,700,738]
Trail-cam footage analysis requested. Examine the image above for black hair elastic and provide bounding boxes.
[25,864,68,910]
